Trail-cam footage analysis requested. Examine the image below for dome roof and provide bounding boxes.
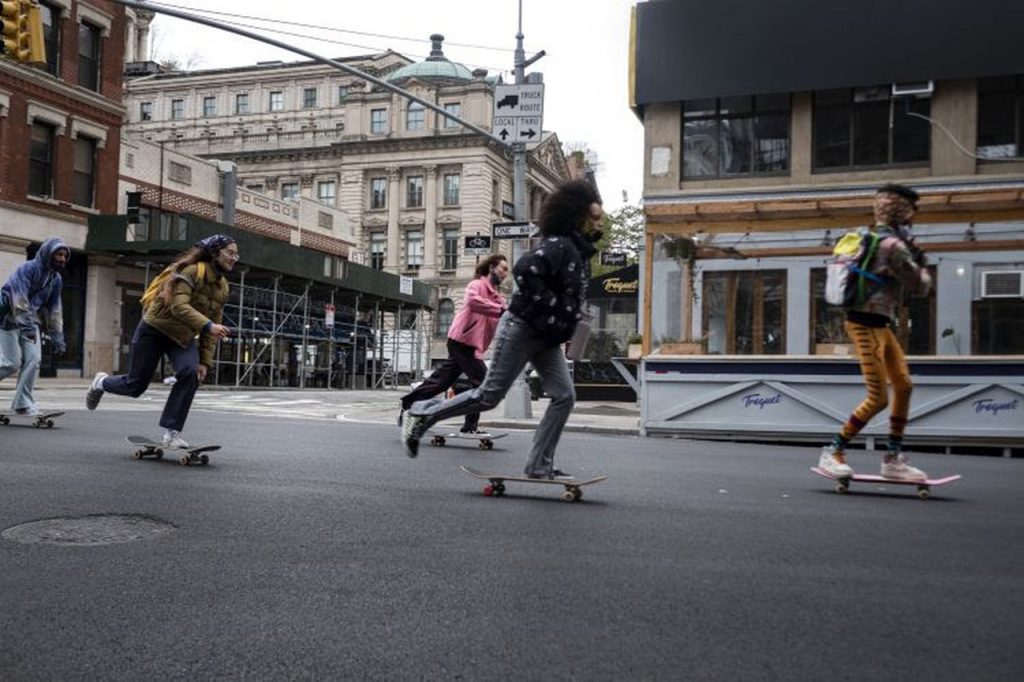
[387,34,474,83]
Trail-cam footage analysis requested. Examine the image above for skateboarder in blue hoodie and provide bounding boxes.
[0,237,69,416]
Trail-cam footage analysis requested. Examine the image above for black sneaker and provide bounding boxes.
[85,372,108,410]
[402,412,424,458]
[397,408,404,427]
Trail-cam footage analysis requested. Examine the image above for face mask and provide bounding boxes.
[584,228,604,243]
[489,272,502,287]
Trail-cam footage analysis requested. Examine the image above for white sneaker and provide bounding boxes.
[880,453,927,481]
[162,430,190,448]
[15,406,40,417]
[86,372,108,410]
[818,444,854,477]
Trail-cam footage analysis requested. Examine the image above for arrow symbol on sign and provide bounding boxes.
[499,128,510,141]
[520,128,537,139]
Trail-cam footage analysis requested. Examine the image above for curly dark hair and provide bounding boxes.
[536,179,602,236]
[474,253,507,278]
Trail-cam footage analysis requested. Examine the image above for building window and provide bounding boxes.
[235,93,250,114]
[405,229,423,270]
[443,173,460,206]
[170,99,184,120]
[281,182,299,201]
[682,94,791,178]
[442,228,459,271]
[303,87,317,108]
[269,91,284,112]
[809,269,848,354]
[337,85,349,104]
[813,87,930,170]
[977,75,1024,159]
[703,270,787,354]
[168,161,192,185]
[317,180,336,204]
[77,21,101,91]
[406,102,425,130]
[370,108,388,134]
[370,232,386,270]
[442,102,461,128]
[406,176,424,208]
[140,102,153,121]
[369,177,387,209]
[40,2,60,77]
[72,136,97,207]
[436,298,455,336]
[28,122,55,197]
[974,295,1024,354]
[202,96,216,117]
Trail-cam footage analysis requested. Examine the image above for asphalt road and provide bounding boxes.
[0,407,1021,680]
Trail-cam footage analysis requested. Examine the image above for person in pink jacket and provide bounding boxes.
[399,254,508,433]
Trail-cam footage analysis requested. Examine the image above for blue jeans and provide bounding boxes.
[0,325,41,411]
[102,321,200,432]
[410,313,575,477]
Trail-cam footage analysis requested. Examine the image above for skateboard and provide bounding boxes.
[810,467,961,500]
[429,431,507,450]
[460,464,608,502]
[126,435,221,466]
[0,411,65,428]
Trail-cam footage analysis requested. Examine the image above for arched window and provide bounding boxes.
[436,298,455,336]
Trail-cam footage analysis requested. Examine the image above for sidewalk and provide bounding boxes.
[19,377,641,436]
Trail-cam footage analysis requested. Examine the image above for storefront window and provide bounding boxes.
[703,270,786,354]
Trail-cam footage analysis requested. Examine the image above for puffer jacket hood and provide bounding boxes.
[1,237,68,340]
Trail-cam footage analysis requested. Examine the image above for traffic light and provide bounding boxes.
[1,1,44,64]
[1,0,30,62]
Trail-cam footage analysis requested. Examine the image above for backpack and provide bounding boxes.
[824,230,886,307]
[140,262,206,311]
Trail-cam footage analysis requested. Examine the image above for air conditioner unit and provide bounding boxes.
[981,270,1024,298]
[892,81,934,98]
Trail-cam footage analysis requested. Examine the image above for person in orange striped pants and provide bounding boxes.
[818,184,933,481]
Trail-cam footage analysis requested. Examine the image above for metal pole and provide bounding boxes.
[300,283,310,389]
[270,275,279,386]
[373,301,381,388]
[327,289,335,390]
[351,295,360,390]
[234,268,246,387]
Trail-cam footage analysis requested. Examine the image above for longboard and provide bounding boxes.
[126,435,221,466]
[460,464,608,502]
[429,431,507,450]
[0,410,65,428]
[810,467,961,500]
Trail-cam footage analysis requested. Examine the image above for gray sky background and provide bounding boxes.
[145,0,644,211]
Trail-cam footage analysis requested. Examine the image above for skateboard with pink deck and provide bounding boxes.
[811,467,961,500]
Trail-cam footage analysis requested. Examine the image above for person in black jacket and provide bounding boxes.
[401,179,603,478]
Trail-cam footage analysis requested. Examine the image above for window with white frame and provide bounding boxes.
[77,21,101,92]
[235,93,250,114]
[370,177,387,209]
[406,175,424,208]
[303,87,318,108]
[443,173,460,206]
[72,136,97,207]
[436,298,455,336]
[170,99,184,120]
[442,102,461,128]
[337,85,349,104]
[281,182,299,201]
[405,229,423,270]
[202,96,216,117]
[370,108,388,134]
[317,180,336,204]
[442,228,459,271]
[370,231,386,270]
[269,91,284,112]
[406,102,425,130]
[140,101,153,121]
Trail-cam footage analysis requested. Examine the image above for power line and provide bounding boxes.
[152,8,511,75]
[155,2,515,53]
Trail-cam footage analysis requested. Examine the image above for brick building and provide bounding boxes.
[0,0,127,375]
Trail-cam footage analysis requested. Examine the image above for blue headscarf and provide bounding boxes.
[195,234,236,256]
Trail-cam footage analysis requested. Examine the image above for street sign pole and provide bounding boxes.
[505,0,545,420]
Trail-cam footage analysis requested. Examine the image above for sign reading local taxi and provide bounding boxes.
[492,83,544,147]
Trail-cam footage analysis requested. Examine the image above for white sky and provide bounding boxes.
[144,0,644,211]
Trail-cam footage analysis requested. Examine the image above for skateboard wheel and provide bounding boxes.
[133,450,144,459]
[478,441,487,450]
[917,487,930,500]
[561,490,576,502]
[835,482,848,494]
[178,455,190,466]
[155,450,163,459]
[493,483,506,496]
[45,420,54,428]
[483,485,494,497]
[199,454,209,465]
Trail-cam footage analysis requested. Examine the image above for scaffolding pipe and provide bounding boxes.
[270,276,279,387]
[351,295,360,390]
[234,268,246,387]
[327,289,336,390]
[372,301,381,388]
[300,283,310,389]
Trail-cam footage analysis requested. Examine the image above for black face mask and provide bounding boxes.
[489,272,502,287]
[584,228,604,243]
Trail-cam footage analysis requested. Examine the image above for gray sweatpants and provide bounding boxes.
[0,325,41,412]
[410,312,575,477]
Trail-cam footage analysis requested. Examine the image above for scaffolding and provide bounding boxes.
[206,270,430,389]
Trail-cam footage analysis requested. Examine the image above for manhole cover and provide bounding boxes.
[1,514,176,546]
